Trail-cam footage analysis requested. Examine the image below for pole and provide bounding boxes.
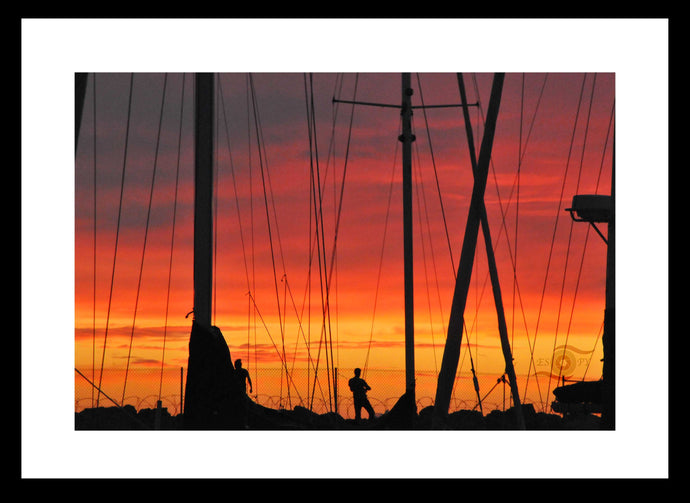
[457,73,525,428]
[602,136,615,429]
[401,73,416,401]
[332,75,474,404]
[75,73,88,151]
[193,73,214,328]
[432,73,505,428]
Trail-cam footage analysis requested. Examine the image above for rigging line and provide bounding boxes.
[525,74,587,410]
[513,74,524,352]
[321,74,359,344]
[581,320,604,381]
[282,274,289,404]
[415,76,485,397]
[329,74,346,370]
[303,74,358,403]
[488,74,548,404]
[304,74,330,406]
[160,73,186,401]
[248,74,288,388]
[417,74,505,382]
[508,75,549,358]
[529,73,587,409]
[308,73,336,405]
[218,76,252,290]
[517,74,549,167]
[286,78,345,388]
[411,130,443,373]
[323,74,358,287]
[253,83,289,278]
[302,73,350,402]
[91,74,97,407]
[97,73,134,406]
[76,368,122,409]
[245,75,257,382]
[511,74,549,402]
[245,291,304,404]
[299,74,347,394]
[557,78,612,386]
[459,74,548,404]
[300,74,347,402]
[548,74,598,392]
[295,73,352,366]
[415,73,456,272]
[283,275,320,378]
[410,107,466,377]
[310,74,340,409]
[458,75,526,408]
[595,100,615,189]
[122,73,169,405]
[457,74,485,389]
[363,122,400,374]
[458,73,543,406]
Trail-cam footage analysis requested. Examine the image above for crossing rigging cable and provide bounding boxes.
[159,74,187,401]
[121,73,169,405]
[523,74,588,410]
[91,74,97,407]
[96,73,133,407]
[248,73,293,405]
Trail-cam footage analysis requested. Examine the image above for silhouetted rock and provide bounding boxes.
[75,405,144,430]
[532,412,564,430]
[376,392,417,429]
[137,405,180,430]
[562,413,601,430]
[416,405,435,429]
[447,409,486,430]
[183,321,244,429]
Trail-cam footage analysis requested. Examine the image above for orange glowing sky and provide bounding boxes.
[74,71,614,384]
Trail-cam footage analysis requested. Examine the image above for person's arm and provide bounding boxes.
[247,372,253,393]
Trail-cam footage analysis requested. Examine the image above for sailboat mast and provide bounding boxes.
[401,73,416,400]
[602,138,615,430]
[432,73,506,427]
[333,74,474,405]
[193,73,214,327]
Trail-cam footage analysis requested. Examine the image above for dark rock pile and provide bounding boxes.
[75,399,599,431]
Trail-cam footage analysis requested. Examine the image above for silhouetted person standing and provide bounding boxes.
[233,359,252,429]
[349,368,375,422]
[234,359,252,395]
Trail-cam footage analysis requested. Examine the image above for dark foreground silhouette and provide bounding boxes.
[74,397,601,431]
[76,322,602,430]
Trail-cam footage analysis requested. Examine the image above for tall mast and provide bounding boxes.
[457,73,524,428]
[193,73,214,328]
[333,74,472,404]
[602,138,615,430]
[432,74,523,428]
[401,73,415,400]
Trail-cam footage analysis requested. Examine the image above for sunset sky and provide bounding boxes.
[23,19,668,479]
[73,71,614,385]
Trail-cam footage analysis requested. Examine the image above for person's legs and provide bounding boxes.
[364,400,375,419]
[354,398,362,421]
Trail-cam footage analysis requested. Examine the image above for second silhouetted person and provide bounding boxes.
[348,368,375,422]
